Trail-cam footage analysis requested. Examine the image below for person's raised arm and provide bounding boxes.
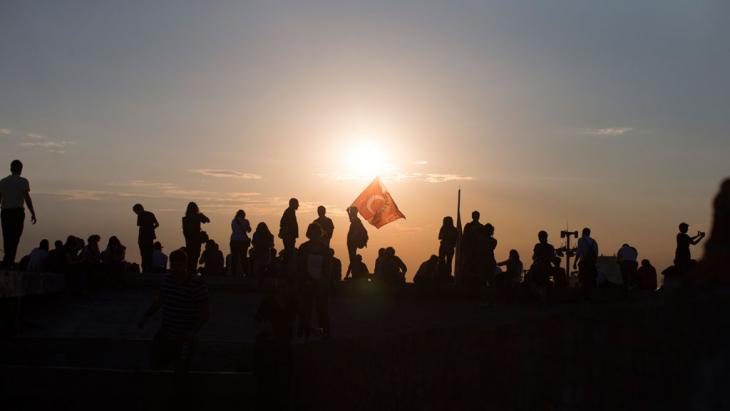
[24,192,37,224]
[200,213,210,224]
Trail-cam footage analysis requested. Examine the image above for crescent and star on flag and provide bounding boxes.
[351,177,405,229]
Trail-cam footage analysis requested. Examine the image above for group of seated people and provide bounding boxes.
[345,247,408,286]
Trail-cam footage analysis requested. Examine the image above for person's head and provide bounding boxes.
[205,239,215,250]
[641,259,651,267]
[582,227,591,237]
[509,249,520,261]
[169,248,188,275]
[348,206,359,218]
[54,240,63,249]
[442,216,454,227]
[305,223,322,242]
[185,202,199,217]
[132,204,144,215]
[87,234,100,245]
[484,223,495,236]
[65,235,78,249]
[317,205,326,217]
[108,236,121,248]
[471,211,480,221]
[153,241,162,251]
[378,247,385,257]
[256,222,270,234]
[10,159,23,175]
[622,243,629,248]
[289,198,299,210]
[39,239,49,250]
[386,247,395,256]
[538,230,548,243]
[679,222,689,233]
[235,209,245,220]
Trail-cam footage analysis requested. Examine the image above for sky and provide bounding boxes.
[1,0,728,280]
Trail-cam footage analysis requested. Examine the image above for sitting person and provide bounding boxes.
[551,256,568,288]
[151,241,168,273]
[497,249,523,288]
[101,236,127,275]
[637,259,657,290]
[26,239,50,272]
[199,240,225,276]
[413,255,438,288]
[345,254,369,281]
[44,240,65,273]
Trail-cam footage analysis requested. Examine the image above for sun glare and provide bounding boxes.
[345,140,391,179]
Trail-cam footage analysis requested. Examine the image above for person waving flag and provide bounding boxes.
[351,177,405,228]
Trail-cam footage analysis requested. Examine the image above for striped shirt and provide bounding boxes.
[158,274,209,341]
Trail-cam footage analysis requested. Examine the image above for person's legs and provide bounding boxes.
[1,209,24,267]
[230,241,242,276]
[347,243,357,267]
[139,240,153,273]
[445,249,454,276]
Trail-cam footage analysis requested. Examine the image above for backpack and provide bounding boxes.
[351,221,369,249]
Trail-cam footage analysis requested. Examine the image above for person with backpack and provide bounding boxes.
[574,227,599,300]
[346,206,368,267]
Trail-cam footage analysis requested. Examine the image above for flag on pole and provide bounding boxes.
[351,177,405,228]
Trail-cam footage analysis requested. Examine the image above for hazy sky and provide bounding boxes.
[1,0,728,279]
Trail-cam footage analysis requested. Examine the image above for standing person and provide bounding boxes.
[675,222,705,271]
[438,217,458,276]
[252,222,275,281]
[462,211,483,283]
[0,160,37,268]
[530,231,555,301]
[346,206,368,268]
[297,223,331,338]
[483,223,498,287]
[278,198,299,255]
[617,243,639,290]
[574,227,599,300]
[133,204,159,273]
[182,202,210,273]
[230,210,252,277]
[139,248,209,374]
[313,206,334,249]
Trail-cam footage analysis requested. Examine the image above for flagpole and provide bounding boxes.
[455,188,462,281]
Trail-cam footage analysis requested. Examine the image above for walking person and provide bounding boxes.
[438,217,457,276]
[182,202,210,273]
[230,210,252,277]
[574,227,599,300]
[0,160,37,268]
[133,203,159,273]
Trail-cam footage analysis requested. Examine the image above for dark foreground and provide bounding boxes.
[1,279,729,410]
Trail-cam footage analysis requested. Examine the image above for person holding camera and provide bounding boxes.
[675,222,705,271]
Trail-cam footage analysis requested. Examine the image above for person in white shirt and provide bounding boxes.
[617,243,639,290]
[573,227,598,299]
[0,160,37,268]
[26,239,49,272]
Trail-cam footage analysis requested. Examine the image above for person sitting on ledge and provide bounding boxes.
[346,254,369,281]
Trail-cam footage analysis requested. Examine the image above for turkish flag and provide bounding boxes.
[351,177,406,228]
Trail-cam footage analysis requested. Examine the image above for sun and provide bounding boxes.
[345,140,391,179]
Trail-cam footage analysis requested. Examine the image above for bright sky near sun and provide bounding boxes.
[1,1,728,279]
